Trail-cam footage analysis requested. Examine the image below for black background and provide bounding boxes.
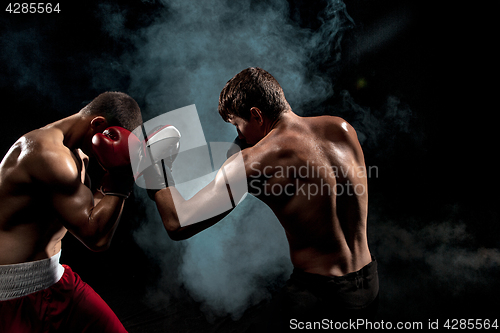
[0,0,497,331]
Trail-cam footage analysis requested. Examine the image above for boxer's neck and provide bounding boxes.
[49,113,92,150]
[267,109,296,134]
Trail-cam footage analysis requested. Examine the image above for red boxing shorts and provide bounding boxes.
[0,252,127,333]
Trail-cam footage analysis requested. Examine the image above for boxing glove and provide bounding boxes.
[92,126,141,198]
[92,126,138,169]
[145,124,181,170]
[135,125,180,200]
[142,162,175,200]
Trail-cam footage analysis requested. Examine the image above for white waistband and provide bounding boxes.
[0,251,65,301]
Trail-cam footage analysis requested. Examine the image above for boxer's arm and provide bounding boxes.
[153,186,231,241]
[153,153,247,240]
[73,148,91,187]
[40,148,125,251]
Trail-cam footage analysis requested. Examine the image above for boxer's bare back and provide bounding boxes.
[234,111,372,276]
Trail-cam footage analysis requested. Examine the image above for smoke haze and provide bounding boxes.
[92,0,357,319]
[0,0,497,328]
[85,0,500,321]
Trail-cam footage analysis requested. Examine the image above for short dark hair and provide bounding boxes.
[218,67,290,122]
[81,92,142,131]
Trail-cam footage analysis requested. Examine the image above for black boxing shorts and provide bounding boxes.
[281,257,379,320]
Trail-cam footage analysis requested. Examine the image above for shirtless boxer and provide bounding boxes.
[0,92,142,332]
[145,68,378,325]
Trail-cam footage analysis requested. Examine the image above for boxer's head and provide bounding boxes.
[219,67,290,144]
[79,91,143,154]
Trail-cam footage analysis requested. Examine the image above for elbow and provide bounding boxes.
[82,235,112,252]
[165,226,188,241]
[88,242,111,252]
[162,213,187,241]
[167,230,184,241]
[164,217,193,241]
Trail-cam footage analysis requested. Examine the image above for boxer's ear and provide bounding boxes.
[90,116,108,132]
[249,107,263,125]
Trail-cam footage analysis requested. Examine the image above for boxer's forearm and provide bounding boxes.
[154,188,194,240]
[152,188,179,234]
[79,195,125,251]
[154,187,232,241]
[55,178,125,251]
[164,212,229,241]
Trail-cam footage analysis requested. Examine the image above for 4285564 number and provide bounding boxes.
[6,3,60,14]
[444,319,498,330]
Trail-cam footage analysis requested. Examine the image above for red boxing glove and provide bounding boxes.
[92,126,141,198]
[92,126,137,170]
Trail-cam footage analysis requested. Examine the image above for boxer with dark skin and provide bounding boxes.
[148,67,378,323]
[0,92,142,332]
[0,92,140,264]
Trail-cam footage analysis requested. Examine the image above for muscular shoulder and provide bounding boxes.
[19,129,80,190]
[309,115,364,156]
[241,130,302,177]
[308,116,359,143]
[242,115,363,175]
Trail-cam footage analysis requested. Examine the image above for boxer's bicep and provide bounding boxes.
[72,148,91,187]
[53,182,96,237]
[51,170,123,251]
[37,150,97,241]
[49,160,96,239]
[175,169,236,227]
